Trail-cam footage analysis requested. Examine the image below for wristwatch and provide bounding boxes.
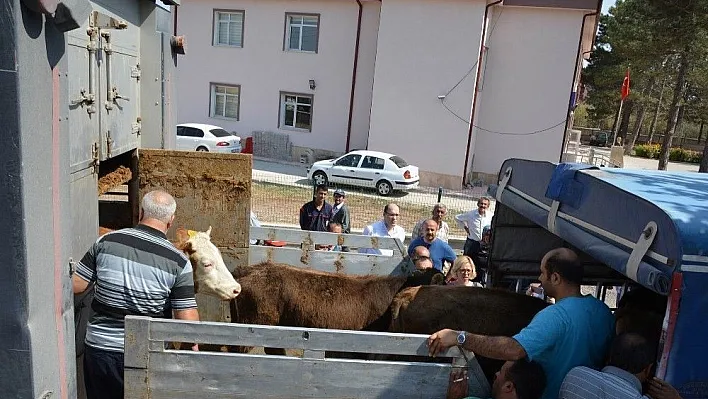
[457,330,466,346]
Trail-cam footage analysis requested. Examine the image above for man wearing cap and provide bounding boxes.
[330,189,351,234]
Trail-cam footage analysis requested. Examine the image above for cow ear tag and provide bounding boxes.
[187,230,198,238]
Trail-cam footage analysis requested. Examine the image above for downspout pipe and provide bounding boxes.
[462,0,502,186]
[559,3,601,162]
[345,0,364,152]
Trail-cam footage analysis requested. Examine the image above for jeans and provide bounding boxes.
[83,344,124,399]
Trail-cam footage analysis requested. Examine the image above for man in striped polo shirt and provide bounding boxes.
[73,190,199,399]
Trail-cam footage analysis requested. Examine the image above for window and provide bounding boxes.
[280,93,313,131]
[177,127,204,138]
[285,14,319,53]
[210,84,240,120]
[209,128,232,137]
[390,156,409,168]
[213,10,244,47]
[361,156,385,170]
[335,154,362,167]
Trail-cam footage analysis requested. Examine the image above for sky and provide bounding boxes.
[602,0,617,14]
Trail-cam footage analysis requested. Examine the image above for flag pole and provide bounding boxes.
[613,68,631,146]
[612,99,624,146]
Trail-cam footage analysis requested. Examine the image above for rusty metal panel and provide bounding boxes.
[138,149,251,247]
[139,150,251,323]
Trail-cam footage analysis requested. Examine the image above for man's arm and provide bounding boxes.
[73,274,91,294]
[443,243,457,263]
[73,242,99,294]
[427,329,526,361]
[299,205,308,230]
[454,212,471,230]
[174,308,200,321]
[341,207,351,233]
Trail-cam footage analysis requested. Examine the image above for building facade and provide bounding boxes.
[176,0,600,188]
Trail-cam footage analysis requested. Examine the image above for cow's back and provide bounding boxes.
[390,286,548,336]
[232,262,406,330]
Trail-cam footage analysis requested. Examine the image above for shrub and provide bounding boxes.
[669,148,702,164]
[633,144,661,159]
[633,145,702,163]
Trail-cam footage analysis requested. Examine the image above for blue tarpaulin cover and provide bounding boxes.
[493,159,708,398]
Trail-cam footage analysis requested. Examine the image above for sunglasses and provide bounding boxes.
[413,255,430,262]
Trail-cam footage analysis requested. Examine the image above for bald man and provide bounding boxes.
[411,245,434,270]
[428,248,614,399]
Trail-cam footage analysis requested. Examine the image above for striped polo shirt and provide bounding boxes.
[76,224,198,352]
[559,366,648,399]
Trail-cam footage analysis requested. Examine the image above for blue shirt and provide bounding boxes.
[513,295,615,399]
[407,237,457,271]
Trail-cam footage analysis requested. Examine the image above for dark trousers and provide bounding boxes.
[83,344,124,399]
[463,238,486,285]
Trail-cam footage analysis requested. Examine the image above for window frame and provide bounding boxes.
[209,83,241,121]
[283,12,320,53]
[212,9,245,48]
[278,91,314,132]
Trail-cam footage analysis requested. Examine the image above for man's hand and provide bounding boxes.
[447,369,469,399]
[428,329,458,357]
[647,377,682,399]
[191,343,199,352]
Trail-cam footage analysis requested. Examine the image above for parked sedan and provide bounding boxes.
[176,123,242,153]
[307,150,419,196]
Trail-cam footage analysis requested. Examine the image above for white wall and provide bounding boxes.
[348,1,380,151]
[470,6,584,175]
[176,0,359,152]
[367,0,486,178]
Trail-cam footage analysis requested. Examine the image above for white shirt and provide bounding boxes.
[455,209,493,241]
[359,220,406,256]
[332,203,344,216]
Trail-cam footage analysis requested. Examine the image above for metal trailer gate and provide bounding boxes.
[0,1,180,398]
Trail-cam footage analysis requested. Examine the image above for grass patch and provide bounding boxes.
[251,181,468,237]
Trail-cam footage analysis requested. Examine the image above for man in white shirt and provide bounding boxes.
[455,197,493,273]
[411,203,450,243]
[360,203,406,256]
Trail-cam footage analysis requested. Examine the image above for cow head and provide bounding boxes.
[176,227,241,300]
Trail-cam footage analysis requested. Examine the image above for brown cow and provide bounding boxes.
[390,285,549,382]
[229,262,444,353]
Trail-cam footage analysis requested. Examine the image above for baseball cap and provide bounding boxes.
[333,188,346,197]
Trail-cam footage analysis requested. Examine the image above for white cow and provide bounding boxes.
[175,227,241,300]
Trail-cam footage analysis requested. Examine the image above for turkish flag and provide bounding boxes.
[621,68,630,100]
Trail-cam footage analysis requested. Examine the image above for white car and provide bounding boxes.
[176,123,241,153]
[307,150,419,196]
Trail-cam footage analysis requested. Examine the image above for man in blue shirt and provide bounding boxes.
[299,184,333,232]
[427,248,615,399]
[407,219,457,272]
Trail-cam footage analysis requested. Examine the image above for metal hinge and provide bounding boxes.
[106,130,114,158]
[68,258,76,277]
[90,11,128,30]
[132,117,142,136]
[131,64,141,80]
[91,142,100,174]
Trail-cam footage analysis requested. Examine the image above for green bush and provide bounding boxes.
[669,148,702,163]
[633,144,661,159]
[634,146,702,163]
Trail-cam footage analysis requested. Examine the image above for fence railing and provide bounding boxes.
[124,316,492,399]
[251,166,488,240]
